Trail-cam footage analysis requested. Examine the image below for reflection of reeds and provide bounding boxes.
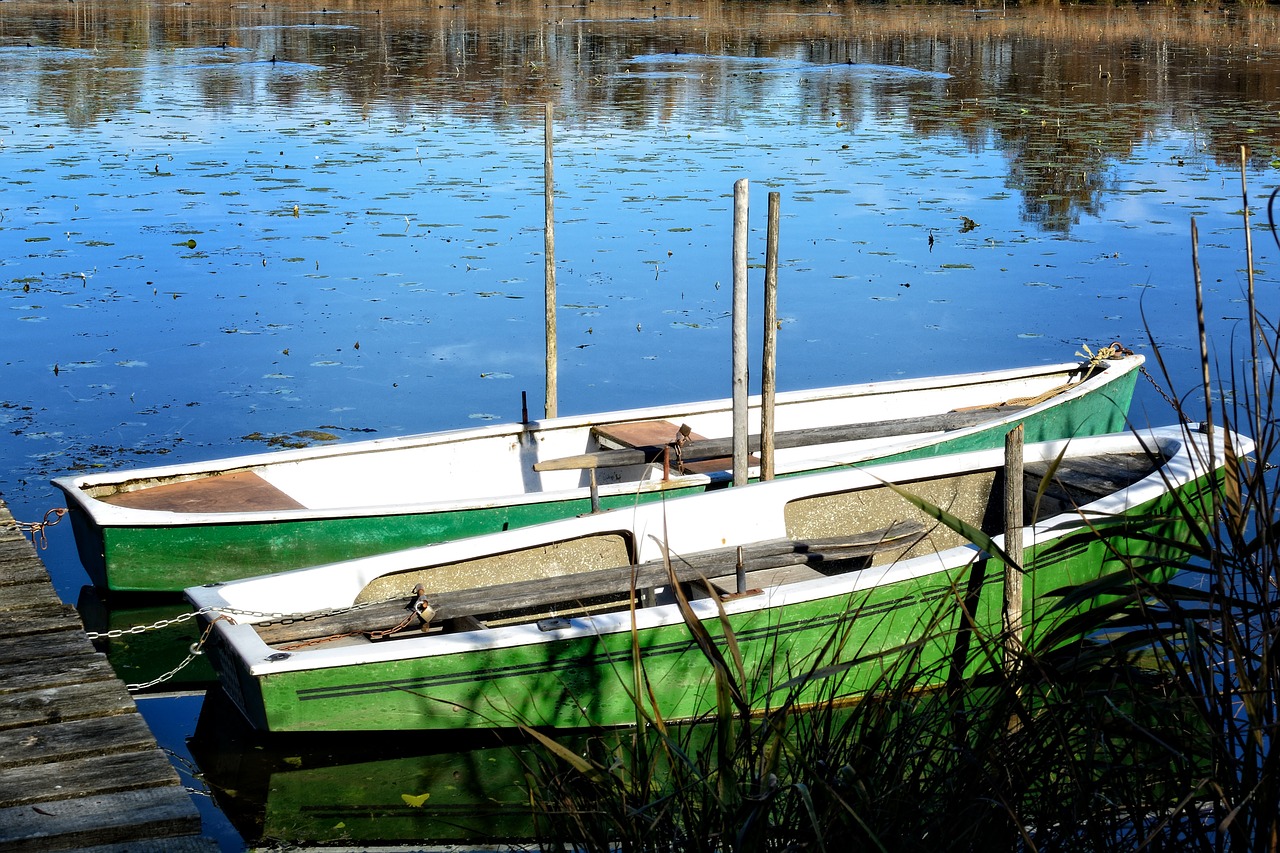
[517,171,1278,849]
[15,1,1280,129]
[11,0,1280,201]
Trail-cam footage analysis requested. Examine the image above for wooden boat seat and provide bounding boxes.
[97,470,305,513]
[593,420,757,475]
[253,520,928,647]
[535,406,1029,474]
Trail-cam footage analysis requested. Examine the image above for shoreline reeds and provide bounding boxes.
[517,161,1278,853]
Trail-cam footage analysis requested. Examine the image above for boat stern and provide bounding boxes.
[196,612,274,731]
[51,477,109,589]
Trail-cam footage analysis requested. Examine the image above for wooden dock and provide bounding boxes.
[0,499,218,851]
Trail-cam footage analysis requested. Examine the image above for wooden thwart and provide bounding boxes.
[592,419,754,475]
[535,406,1028,473]
[254,520,928,646]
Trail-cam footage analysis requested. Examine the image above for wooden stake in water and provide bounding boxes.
[1003,423,1024,673]
[544,102,558,419]
[1192,217,1217,518]
[1239,146,1261,458]
[761,192,780,481]
[732,179,750,487]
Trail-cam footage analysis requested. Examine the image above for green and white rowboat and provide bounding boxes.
[186,421,1239,733]
[58,353,1142,592]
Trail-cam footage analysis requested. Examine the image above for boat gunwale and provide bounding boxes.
[186,422,1232,681]
[55,357,1142,528]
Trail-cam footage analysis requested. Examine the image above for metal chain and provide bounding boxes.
[13,507,67,550]
[85,597,405,641]
[123,616,229,692]
[88,596,410,689]
[84,606,214,640]
[1139,365,1191,423]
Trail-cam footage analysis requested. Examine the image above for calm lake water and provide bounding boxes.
[3,0,1280,847]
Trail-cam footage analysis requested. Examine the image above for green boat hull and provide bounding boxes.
[77,367,1138,593]
[215,465,1204,734]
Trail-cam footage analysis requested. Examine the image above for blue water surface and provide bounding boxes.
[3,1,1279,847]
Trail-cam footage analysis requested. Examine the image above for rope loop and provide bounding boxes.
[1076,341,1134,374]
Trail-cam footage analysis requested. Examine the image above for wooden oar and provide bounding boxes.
[533,406,1028,472]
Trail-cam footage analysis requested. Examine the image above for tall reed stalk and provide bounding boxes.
[518,170,1278,850]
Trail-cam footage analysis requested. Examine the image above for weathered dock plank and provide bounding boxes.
[0,714,159,769]
[0,498,218,852]
[0,649,119,695]
[0,679,138,731]
[0,748,189,808]
[0,603,84,636]
[0,788,203,852]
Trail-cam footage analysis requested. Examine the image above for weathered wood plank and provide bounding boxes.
[0,651,118,695]
[0,714,159,770]
[0,629,105,667]
[76,840,221,853]
[98,468,304,513]
[0,515,26,543]
[0,579,62,613]
[594,420,756,474]
[1026,451,1158,503]
[0,604,83,637]
[256,521,927,645]
[0,544,58,591]
[0,786,202,852]
[594,420,696,449]
[0,679,137,732]
[535,406,1027,472]
[0,747,183,808]
[0,498,213,850]
[708,562,829,597]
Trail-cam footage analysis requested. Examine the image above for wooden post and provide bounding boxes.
[1003,424,1024,673]
[761,191,780,481]
[732,178,749,487]
[544,102,558,419]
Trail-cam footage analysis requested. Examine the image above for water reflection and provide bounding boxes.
[190,687,543,846]
[4,0,1280,230]
[76,587,218,693]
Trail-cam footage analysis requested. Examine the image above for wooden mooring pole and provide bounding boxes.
[761,191,780,481]
[544,102,558,419]
[1003,424,1025,673]
[732,178,749,487]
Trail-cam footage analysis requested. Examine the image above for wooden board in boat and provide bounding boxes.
[593,419,756,475]
[97,470,304,513]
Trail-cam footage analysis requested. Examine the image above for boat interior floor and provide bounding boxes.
[97,470,304,512]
